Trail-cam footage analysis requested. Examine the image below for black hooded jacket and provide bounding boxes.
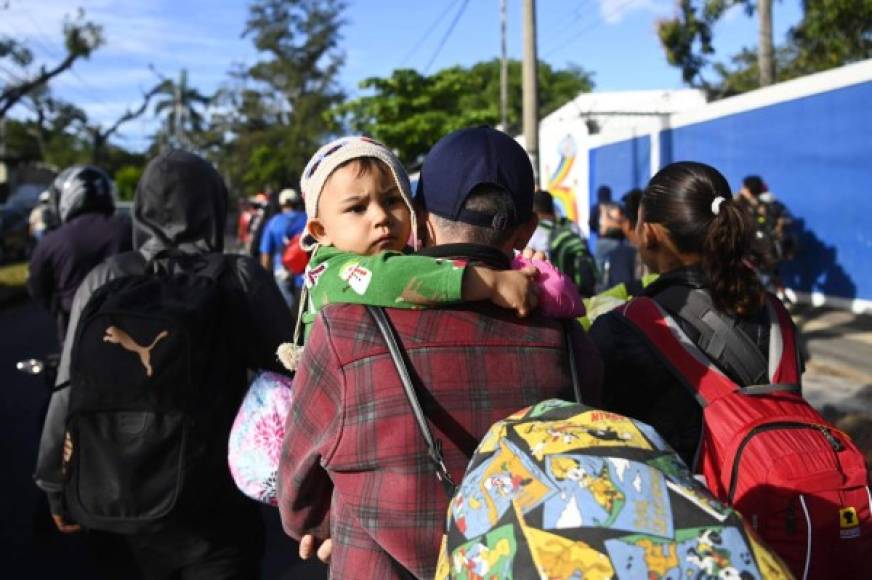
[34,150,294,515]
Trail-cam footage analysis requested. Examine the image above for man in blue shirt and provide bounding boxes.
[259,188,307,310]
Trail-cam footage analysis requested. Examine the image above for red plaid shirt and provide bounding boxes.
[278,303,602,579]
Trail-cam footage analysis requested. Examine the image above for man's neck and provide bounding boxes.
[418,243,512,270]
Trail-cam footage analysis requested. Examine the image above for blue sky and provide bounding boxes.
[2,0,804,151]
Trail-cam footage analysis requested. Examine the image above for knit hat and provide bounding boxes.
[299,136,416,251]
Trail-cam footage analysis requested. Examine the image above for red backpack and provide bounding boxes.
[280,233,309,275]
[621,291,872,579]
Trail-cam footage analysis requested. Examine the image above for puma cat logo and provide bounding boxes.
[104,326,169,377]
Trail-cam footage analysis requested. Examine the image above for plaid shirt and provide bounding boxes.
[278,303,603,579]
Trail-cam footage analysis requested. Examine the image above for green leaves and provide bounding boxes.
[657,0,872,99]
[337,59,594,167]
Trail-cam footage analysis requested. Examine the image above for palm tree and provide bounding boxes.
[153,69,211,148]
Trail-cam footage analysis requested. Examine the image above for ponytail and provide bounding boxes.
[702,198,763,316]
[644,161,764,317]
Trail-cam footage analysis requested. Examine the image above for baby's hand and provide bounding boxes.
[489,266,539,317]
[521,247,548,261]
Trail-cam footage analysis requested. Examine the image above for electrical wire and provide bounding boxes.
[397,0,463,68]
[423,0,470,74]
[542,0,641,59]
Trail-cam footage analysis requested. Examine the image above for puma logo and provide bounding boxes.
[104,326,169,377]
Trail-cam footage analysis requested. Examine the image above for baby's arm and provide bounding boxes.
[511,255,585,319]
[308,248,537,316]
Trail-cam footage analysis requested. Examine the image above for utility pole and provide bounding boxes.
[499,0,508,132]
[757,0,775,86]
[522,0,539,181]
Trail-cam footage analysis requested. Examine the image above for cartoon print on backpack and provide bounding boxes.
[513,409,666,460]
[604,526,762,579]
[449,439,554,540]
[436,400,793,580]
[543,455,673,537]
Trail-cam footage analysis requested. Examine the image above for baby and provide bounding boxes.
[291,136,543,341]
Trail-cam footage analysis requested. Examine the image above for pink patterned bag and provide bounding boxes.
[228,371,294,505]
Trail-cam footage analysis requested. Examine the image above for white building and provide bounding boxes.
[537,89,706,235]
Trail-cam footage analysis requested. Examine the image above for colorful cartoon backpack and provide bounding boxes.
[620,290,872,579]
[227,371,294,505]
[435,399,792,579]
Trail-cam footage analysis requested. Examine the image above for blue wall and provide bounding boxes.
[589,136,651,200]
[594,80,872,302]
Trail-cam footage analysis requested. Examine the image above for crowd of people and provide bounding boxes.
[22,125,869,580]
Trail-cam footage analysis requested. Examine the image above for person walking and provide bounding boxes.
[590,162,799,466]
[277,127,603,579]
[27,166,131,344]
[34,150,294,579]
[259,187,307,310]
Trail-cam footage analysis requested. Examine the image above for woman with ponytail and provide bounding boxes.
[590,161,801,466]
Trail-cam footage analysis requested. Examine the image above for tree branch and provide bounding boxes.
[0,51,78,118]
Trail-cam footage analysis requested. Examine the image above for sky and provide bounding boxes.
[1,0,804,151]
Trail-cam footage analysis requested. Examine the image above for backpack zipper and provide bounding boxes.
[728,422,842,503]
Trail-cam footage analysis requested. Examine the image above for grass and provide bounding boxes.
[0,261,28,287]
[0,262,28,304]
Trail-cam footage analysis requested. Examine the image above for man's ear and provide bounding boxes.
[307,219,330,246]
[419,209,440,247]
[512,214,539,251]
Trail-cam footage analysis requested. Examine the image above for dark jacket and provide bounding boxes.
[589,266,799,466]
[28,204,131,324]
[34,150,294,521]
[278,243,603,579]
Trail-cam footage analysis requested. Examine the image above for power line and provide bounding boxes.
[397,0,463,68]
[423,0,470,74]
[542,0,640,59]
[539,0,597,47]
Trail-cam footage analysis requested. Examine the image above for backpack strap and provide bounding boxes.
[620,297,738,406]
[657,287,769,386]
[367,306,456,497]
[563,320,583,404]
[764,294,801,385]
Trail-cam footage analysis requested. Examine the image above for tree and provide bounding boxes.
[217,0,347,192]
[658,0,872,98]
[81,83,162,164]
[784,0,872,75]
[336,59,594,167]
[114,164,143,201]
[656,0,750,92]
[152,69,212,150]
[0,9,103,118]
[25,89,88,167]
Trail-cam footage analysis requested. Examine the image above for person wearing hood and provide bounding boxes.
[33,150,294,578]
[27,165,132,343]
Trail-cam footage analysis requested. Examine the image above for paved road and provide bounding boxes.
[0,297,326,579]
[792,304,872,413]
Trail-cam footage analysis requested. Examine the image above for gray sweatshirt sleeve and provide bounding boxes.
[33,262,116,514]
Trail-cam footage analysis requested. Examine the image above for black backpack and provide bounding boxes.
[548,220,597,297]
[61,251,234,533]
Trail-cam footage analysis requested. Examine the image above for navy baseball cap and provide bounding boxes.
[415,126,534,230]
